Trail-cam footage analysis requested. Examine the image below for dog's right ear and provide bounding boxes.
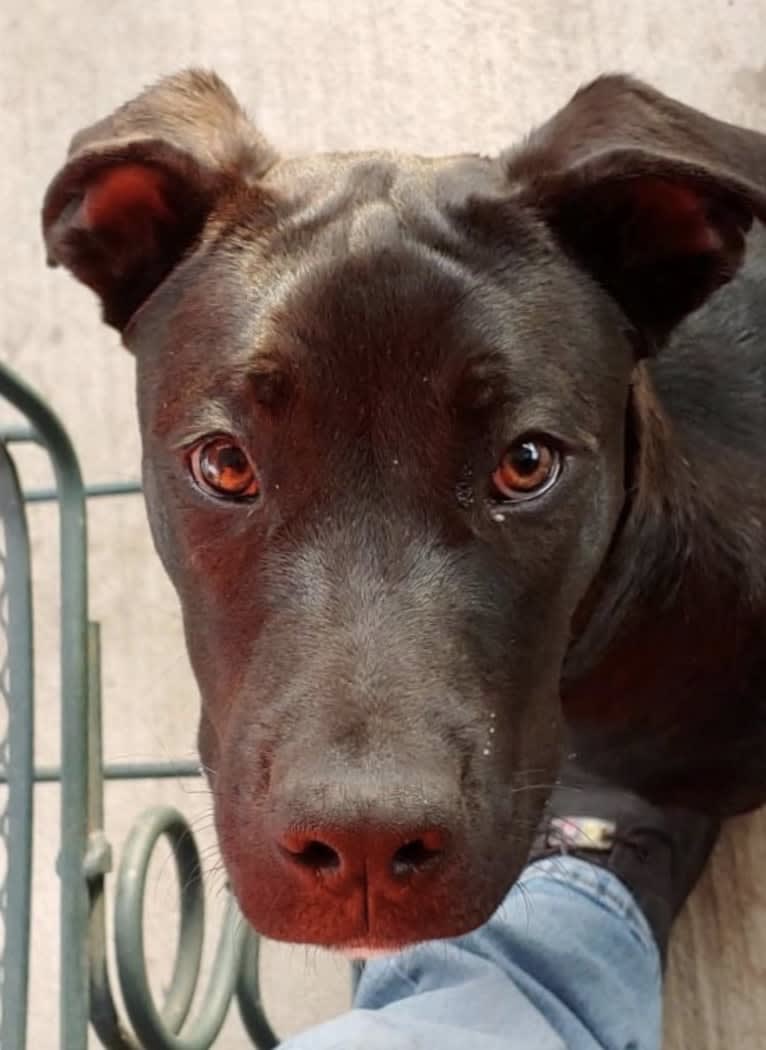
[503,76,766,351]
[42,69,278,331]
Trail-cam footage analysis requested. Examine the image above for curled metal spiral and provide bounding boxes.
[89,805,278,1050]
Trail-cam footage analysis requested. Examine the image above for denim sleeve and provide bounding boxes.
[278,856,661,1050]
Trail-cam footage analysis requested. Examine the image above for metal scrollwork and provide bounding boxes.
[86,804,277,1049]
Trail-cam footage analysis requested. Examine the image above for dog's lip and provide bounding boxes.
[330,939,416,960]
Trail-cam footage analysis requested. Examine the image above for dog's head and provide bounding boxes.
[43,71,765,950]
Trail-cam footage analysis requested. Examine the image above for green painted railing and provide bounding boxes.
[0,425,34,1050]
[0,360,279,1049]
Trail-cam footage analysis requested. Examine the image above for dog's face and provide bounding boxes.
[43,71,764,949]
[133,155,632,947]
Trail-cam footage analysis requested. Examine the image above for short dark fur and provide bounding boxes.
[42,71,766,950]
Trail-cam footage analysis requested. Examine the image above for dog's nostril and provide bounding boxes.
[392,831,447,876]
[302,840,342,871]
[284,838,342,873]
[278,824,450,884]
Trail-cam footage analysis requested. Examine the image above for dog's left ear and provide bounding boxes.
[42,69,278,331]
[505,75,766,350]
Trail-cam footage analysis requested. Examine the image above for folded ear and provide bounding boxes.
[42,69,278,330]
[504,75,766,350]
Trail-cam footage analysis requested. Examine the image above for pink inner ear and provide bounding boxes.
[82,163,174,232]
[630,178,723,257]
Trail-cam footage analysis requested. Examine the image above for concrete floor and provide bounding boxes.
[2,2,765,1046]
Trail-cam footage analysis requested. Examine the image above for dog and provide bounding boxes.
[42,71,766,952]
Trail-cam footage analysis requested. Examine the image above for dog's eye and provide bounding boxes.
[189,436,260,500]
[491,439,560,502]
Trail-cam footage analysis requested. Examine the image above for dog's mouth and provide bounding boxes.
[211,678,561,947]
[223,820,536,949]
[212,734,558,947]
[332,942,414,960]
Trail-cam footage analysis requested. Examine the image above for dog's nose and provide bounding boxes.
[277,824,450,886]
[229,762,490,944]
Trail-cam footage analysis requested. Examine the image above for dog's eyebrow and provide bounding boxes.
[168,360,293,448]
[170,400,236,447]
[451,351,603,452]
[246,360,292,408]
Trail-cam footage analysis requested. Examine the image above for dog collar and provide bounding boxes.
[543,816,617,853]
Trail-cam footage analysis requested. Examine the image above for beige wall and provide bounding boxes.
[2,2,765,1047]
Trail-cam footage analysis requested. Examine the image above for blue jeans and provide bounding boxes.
[279,857,661,1050]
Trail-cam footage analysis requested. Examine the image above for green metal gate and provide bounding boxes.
[0,360,281,1049]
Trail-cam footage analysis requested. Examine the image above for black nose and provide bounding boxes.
[278,824,450,886]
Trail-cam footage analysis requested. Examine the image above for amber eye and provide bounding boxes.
[491,439,561,501]
[189,436,260,500]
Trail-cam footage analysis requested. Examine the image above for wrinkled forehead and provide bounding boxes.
[133,152,633,436]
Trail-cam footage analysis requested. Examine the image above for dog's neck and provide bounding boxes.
[564,335,766,689]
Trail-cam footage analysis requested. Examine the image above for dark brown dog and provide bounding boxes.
[43,72,766,952]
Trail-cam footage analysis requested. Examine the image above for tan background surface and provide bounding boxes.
[1,2,765,1047]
